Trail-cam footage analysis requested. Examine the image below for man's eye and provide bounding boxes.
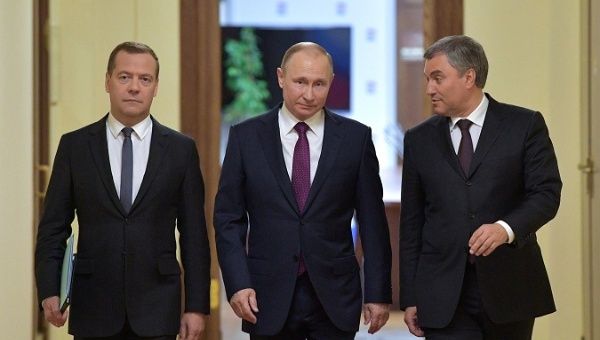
[118,75,130,83]
[140,77,152,85]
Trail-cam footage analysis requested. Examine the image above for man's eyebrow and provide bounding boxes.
[426,70,443,77]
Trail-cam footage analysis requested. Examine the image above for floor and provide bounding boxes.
[221,304,420,340]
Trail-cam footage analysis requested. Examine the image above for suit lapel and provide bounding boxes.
[257,109,298,213]
[303,110,343,214]
[88,115,127,215]
[469,95,506,177]
[131,117,170,212]
[434,116,464,177]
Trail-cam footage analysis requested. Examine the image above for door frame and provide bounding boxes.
[33,0,50,339]
[583,0,600,339]
[180,1,222,339]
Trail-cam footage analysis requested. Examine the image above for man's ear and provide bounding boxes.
[276,67,284,88]
[105,73,110,93]
[464,68,476,88]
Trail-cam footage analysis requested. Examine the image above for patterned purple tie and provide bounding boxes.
[457,119,474,176]
[292,122,310,275]
[292,122,310,212]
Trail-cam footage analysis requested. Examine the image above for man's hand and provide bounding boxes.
[403,306,424,337]
[469,223,508,257]
[230,288,259,324]
[41,296,68,327]
[179,312,207,340]
[363,303,390,334]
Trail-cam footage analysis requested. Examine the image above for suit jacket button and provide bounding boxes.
[470,213,475,219]
[124,218,129,224]
[466,181,472,186]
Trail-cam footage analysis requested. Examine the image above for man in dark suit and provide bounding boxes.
[35,42,210,340]
[214,42,392,339]
[400,35,562,339]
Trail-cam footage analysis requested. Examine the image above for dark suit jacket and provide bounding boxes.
[399,94,562,328]
[214,105,392,335]
[35,115,210,337]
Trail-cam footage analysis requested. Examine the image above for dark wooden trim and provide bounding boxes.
[33,0,50,338]
[392,0,463,311]
[180,1,221,339]
[422,0,463,116]
[396,0,427,133]
[424,0,463,48]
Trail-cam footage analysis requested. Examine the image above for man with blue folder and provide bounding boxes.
[35,41,210,340]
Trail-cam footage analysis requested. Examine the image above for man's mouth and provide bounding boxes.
[298,103,315,110]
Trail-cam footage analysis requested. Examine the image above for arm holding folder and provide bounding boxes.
[39,233,75,327]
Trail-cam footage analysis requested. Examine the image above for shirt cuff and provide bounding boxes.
[496,220,515,243]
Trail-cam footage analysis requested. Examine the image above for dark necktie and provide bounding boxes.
[292,122,310,275]
[457,119,474,176]
[457,120,477,263]
[120,127,134,213]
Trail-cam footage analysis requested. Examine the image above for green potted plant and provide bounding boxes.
[223,28,270,123]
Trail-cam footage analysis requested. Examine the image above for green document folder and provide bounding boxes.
[60,233,75,312]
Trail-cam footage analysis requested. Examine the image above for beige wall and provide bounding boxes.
[48,0,180,154]
[465,1,584,339]
[0,0,34,339]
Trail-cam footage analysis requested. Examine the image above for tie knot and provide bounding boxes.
[122,127,133,138]
[456,119,473,132]
[294,122,309,136]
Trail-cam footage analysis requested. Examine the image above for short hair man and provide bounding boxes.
[35,41,210,340]
[400,35,562,339]
[215,42,392,339]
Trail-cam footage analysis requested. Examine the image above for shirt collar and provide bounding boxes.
[279,104,325,137]
[450,95,489,129]
[107,113,152,140]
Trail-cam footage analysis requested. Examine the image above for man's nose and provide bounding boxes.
[303,86,315,100]
[425,81,435,95]
[128,78,140,92]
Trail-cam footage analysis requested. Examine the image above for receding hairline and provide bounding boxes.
[107,41,160,79]
[280,42,334,73]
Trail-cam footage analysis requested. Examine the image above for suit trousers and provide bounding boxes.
[423,262,534,340]
[74,317,176,340]
[250,273,356,340]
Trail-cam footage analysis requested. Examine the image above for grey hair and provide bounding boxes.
[424,35,488,88]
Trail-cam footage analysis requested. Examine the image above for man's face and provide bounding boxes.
[105,51,158,126]
[277,50,334,121]
[424,53,474,117]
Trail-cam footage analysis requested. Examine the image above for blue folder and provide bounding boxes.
[60,233,75,312]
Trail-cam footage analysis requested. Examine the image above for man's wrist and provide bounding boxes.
[496,220,514,243]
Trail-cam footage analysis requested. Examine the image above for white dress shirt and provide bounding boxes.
[448,95,515,243]
[106,113,152,202]
[278,105,324,184]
